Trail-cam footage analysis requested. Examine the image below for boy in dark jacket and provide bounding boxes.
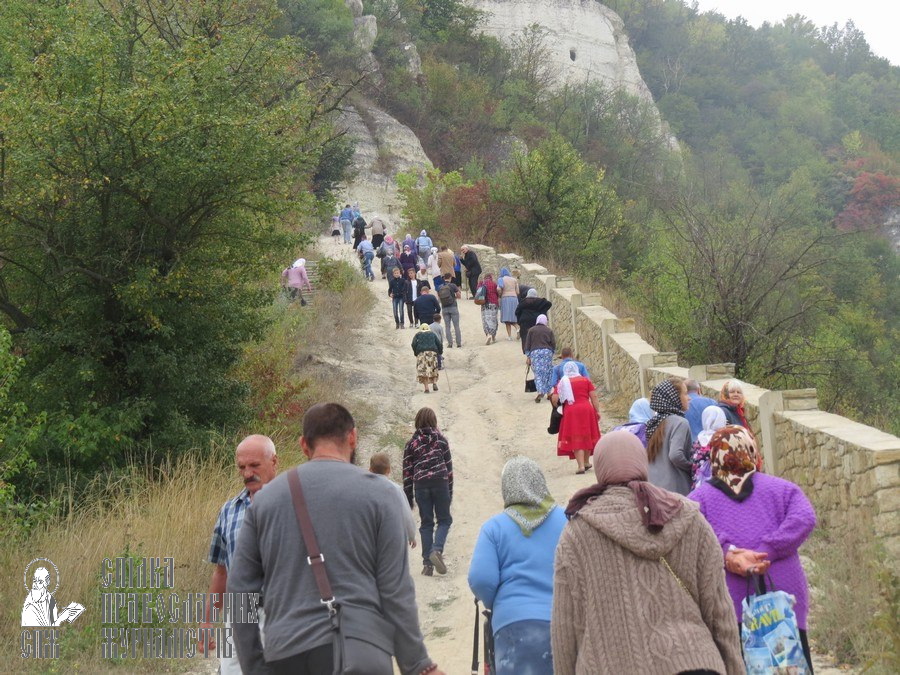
[388,267,407,328]
[413,284,442,327]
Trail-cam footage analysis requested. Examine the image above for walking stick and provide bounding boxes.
[471,598,480,675]
[442,358,451,393]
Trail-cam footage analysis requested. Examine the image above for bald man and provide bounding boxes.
[202,435,278,673]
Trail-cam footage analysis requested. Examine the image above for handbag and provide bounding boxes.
[524,365,537,393]
[547,403,563,434]
[473,285,486,305]
[741,575,809,673]
[287,469,395,674]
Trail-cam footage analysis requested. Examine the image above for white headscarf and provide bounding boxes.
[698,405,727,447]
[292,258,305,268]
[556,361,581,405]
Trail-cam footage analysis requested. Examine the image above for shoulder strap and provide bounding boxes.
[287,468,336,612]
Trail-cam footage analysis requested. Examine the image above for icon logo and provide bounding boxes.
[21,558,84,627]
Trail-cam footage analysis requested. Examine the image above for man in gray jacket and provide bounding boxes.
[229,403,444,675]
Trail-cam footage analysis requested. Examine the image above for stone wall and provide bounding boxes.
[463,245,900,561]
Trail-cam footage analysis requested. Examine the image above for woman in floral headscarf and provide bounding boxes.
[689,426,817,673]
[645,378,694,495]
[468,457,566,675]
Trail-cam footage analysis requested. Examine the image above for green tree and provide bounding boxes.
[0,0,333,492]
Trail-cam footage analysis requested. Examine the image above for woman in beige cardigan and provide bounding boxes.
[552,431,744,675]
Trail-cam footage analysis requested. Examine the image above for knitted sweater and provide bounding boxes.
[402,428,453,505]
[552,488,743,675]
[689,472,816,629]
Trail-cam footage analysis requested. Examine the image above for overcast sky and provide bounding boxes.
[692,0,899,66]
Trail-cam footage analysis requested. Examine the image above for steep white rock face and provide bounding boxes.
[469,0,654,103]
[337,103,432,226]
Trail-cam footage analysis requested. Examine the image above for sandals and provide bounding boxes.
[575,469,586,475]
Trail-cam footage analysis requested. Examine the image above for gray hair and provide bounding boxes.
[684,379,701,393]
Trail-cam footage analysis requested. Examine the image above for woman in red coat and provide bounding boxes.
[550,361,601,474]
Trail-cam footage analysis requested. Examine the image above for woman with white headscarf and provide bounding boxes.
[280,258,312,304]
[550,361,600,474]
[691,405,727,490]
[524,314,556,403]
[426,246,442,285]
[468,457,566,675]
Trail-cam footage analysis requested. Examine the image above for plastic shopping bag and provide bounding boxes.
[741,576,808,674]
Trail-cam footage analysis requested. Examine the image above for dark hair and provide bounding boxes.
[443,273,452,280]
[414,407,438,430]
[302,403,355,450]
[560,347,573,358]
[345,204,350,208]
[432,313,441,322]
[369,452,391,475]
[420,282,431,290]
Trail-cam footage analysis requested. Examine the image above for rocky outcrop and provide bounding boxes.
[469,0,654,103]
[337,102,432,226]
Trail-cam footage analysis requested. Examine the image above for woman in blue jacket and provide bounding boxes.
[467,457,566,675]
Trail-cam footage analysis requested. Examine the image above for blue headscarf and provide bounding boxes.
[499,267,510,277]
[629,398,653,424]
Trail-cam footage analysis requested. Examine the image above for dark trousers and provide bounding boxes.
[392,296,405,326]
[406,301,416,325]
[467,271,480,297]
[268,644,332,674]
[414,479,452,565]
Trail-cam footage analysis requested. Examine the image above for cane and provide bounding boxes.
[471,598,480,675]
[443,360,452,393]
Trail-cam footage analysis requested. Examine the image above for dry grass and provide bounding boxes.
[0,259,375,671]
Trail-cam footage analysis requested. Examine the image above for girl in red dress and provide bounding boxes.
[551,362,601,474]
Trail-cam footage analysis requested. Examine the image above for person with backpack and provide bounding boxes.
[416,230,433,258]
[437,274,462,348]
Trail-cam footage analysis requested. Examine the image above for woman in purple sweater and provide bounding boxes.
[689,425,817,671]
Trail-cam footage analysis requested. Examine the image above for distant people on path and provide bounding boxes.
[524,315,556,403]
[477,273,500,344]
[554,431,743,675]
[426,247,441,283]
[357,235,375,281]
[411,324,442,393]
[646,378,694,495]
[512,269,533,300]
[684,378,717,442]
[416,263,429,284]
[388,267,407,329]
[368,452,417,548]
[203,435,278,672]
[382,238,402,280]
[403,407,453,576]
[690,425,817,672]
[229,404,443,675]
[413,283,441,328]
[468,457,566,675]
[429,314,445,371]
[281,258,312,305]
[404,267,424,327]
[369,216,386,249]
[452,251,463,288]
[436,274,462,348]
[516,288,553,354]
[330,216,340,241]
[460,245,482,298]
[551,361,601,474]
[400,243,418,276]
[351,213,367,250]
[416,230,433,257]
[339,204,353,244]
[437,245,455,278]
[691,405,727,490]
[403,233,418,260]
[498,267,520,340]
[718,379,751,429]
[549,348,588,388]
[628,397,653,424]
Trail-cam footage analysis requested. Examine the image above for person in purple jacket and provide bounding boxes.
[689,425,817,672]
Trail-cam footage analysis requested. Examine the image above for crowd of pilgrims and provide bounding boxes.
[334,205,817,674]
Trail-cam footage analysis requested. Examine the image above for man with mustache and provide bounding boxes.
[202,434,278,673]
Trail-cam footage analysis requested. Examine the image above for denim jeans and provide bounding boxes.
[392,296,405,326]
[494,620,553,675]
[340,219,351,243]
[362,251,374,280]
[414,479,452,565]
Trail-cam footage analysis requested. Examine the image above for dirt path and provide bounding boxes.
[319,236,848,675]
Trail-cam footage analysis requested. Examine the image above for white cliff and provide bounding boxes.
[469,0,655,103]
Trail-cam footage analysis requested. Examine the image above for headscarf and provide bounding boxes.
[501,457,557,537]
[645,380,685,441]
[430,246,437,255]
[697,406,727,447]
[709,425,762,498]
[292,258,305,268]
[384,235,394,244]
[419,323,431,332]
[420,229,427,236]
[526,288,538,298]
[565,431,683,531]
[535,314,548,326]
[499,267,510,278]
[628,398,653,424]
[555,361,581,406]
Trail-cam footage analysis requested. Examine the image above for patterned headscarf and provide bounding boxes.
[645,380,685,441]
[502,457,556,537]
[709,425,762,496]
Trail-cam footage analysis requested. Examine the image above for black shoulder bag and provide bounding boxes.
[287,468,396,674]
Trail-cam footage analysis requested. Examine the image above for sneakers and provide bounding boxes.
[429,550,447,575]
[422,564,434,577]
[432,384,439,391]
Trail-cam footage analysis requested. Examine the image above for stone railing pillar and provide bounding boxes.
[758,388,818,475]
[600,317,635,393]
[639,352,678,398]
